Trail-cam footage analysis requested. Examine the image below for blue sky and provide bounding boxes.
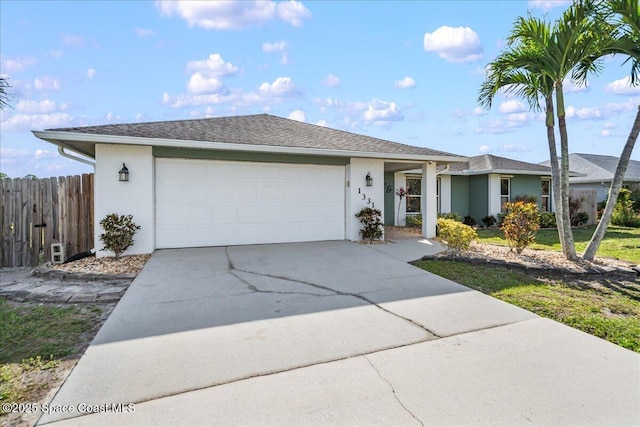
[1,0,638,178]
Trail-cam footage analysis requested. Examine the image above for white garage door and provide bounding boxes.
[155,158,346,248]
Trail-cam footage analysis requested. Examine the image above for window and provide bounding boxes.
[541,179,550,212]
[406,177,421,213]
[436,177,441,214]
[500,178,510,211]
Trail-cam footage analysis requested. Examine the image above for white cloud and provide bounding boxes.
[35,149,58,159]
[0,148,30,158]
[34,76,61,91]
[16,100,58,114]
[276,1,311,26]
[288,110,306,122]
[259,76,298,97]
[606,76,640,95]
[562,77,588,93]
[156,0,310,30]
[46,163,66,172]
[395,76,416,89]
[479,144,492,154]
[49,50,64,59]
[472,106,487,116]
[262,40,287,52]
[262,41,289,65]
[136,28,157,37]
[316,120,328,127]
[528,0,571,11]
[63,34,85,47]
[322,73,340,87]
[565,105,604,120]
[186,53,238,77]
[501,144,531,153]
[1,56,36,73]
[363,99,403,126]
[187,73,224,93]
[498,99,527,114]
[423,26,483,63]
[163,76,299,108]
[87,68,96,78]
[0,113,74,131]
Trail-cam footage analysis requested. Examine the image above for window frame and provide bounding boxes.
[541,178,551,212]
[405,176,422,214]
[500,177,510,211]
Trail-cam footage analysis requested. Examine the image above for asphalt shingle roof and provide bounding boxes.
[540,154,640,182]
[47,114,461,158]
[441,154,552,174]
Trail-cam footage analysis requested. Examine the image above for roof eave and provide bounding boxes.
[32,130,469,163]
[442,169,554,176]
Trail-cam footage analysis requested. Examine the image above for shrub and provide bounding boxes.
[355,207,383,241]
[482,215,497,228]
[99,213,141,259]
[514,194,538,204]
[463,215,476,226]
[500,201,540,254]
[612,188,640,228]
[496,212,507,226]
[539,211,557,228]
[406,214,422,228]
[438,212,463,223]
[437,218,478,253]
[571,212,589,227]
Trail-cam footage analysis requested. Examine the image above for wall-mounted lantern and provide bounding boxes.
[366,172,373,187]
[119,163,129,182]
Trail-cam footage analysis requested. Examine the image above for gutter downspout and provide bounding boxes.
[58,146,95,167]
[436,164,450,175]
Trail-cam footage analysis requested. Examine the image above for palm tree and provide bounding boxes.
[479,50,567,250]
[480,1,636,261]
[583,0,640,260]
[0,77,11,111]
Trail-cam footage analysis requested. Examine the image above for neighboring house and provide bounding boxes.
[386,154,559,226]
[33,114,466,257]
[540,153,640,203]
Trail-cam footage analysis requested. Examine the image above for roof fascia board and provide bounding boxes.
[32,130,468,163]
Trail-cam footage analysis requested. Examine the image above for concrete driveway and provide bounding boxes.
[39,240,639,426]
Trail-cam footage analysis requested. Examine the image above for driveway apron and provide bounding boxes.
[39,241,639,426]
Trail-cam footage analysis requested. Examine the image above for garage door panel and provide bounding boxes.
[156,159,345,248]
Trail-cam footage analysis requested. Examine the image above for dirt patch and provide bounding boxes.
[385,226,422,239]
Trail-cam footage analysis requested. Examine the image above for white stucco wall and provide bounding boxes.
[393,173,407,226]
[488,173,502,216]
[421,162,437,238]
[347,158,384,241]
[439,174,451,214]
[94,144,154,258]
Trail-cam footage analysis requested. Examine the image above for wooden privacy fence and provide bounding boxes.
[569,188,598,225]
[1,174,94,267]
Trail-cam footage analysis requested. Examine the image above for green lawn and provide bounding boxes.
[416,261,640,352]
[0,299,101,414]
[477,225,640,264]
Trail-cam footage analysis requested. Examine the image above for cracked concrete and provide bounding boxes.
[364,355,425,427]
[39,240,640,426]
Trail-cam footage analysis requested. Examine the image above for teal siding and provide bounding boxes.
[153,147,350,165]
[510,175,546,210]
[468,175,488,221]
[384,172,395,225]
[450,176,469,216]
